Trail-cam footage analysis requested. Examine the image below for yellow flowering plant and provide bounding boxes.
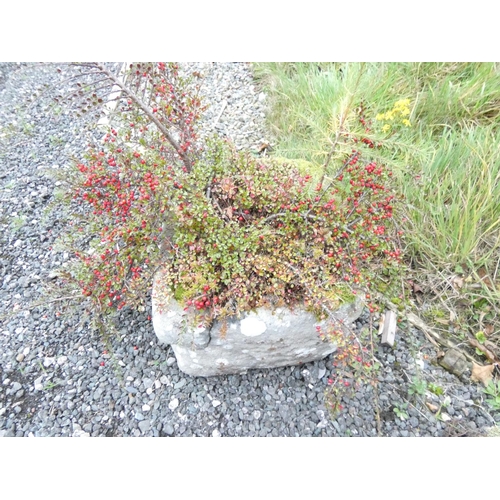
[376,99,412,134]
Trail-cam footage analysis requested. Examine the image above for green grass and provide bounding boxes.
[403,125,500,269]
[253,63,399,164]
[253,62,500,344]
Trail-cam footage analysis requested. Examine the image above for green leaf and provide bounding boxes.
[475,331,486,344]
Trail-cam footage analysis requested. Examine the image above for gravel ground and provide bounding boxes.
[1,62,499,437]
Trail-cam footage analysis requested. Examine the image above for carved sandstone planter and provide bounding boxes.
[152,275,364,377]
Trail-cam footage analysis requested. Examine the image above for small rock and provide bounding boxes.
[166,357,176,367]
[212,400,222,408]
[138,420,151,433]
[142,378,153,389]
[212,429,221,437]
[163,423,174,436]
[187,404,198,415]
[160,375,169,385]
[154,380,161,389]
[142,404,151,412]
[317,419,328,429]
[438,349,469,377]
[174,379,186,390]
[43,357,55,367]
[72,424,90,437]
[16,353,25,362]
[168,398,179,411]
[11,381,22,392]
[56,356,67,365]
[34,376,44,391]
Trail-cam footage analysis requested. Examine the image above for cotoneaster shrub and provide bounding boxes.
[55,62,406,414]
[160,137,403,324]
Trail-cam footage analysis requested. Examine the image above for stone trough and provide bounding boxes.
[152,276,365,377]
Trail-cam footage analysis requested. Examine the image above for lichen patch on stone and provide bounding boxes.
[240,316,267,337]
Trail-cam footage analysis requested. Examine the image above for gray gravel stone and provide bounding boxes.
[163,423,174,436]
[174,379,186,390]
[10,382,22,393]
[138,420,151,433]
[168,398,179,411]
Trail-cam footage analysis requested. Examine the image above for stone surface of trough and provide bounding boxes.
[152,284,364,377]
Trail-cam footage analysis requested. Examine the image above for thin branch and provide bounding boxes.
[318,64,365,187]
[87,63,193,172]
[0,293,84,322]
[260,211,321,225]
[319,128,342,187]
[304,151,359,222]
[26,70,106,111]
